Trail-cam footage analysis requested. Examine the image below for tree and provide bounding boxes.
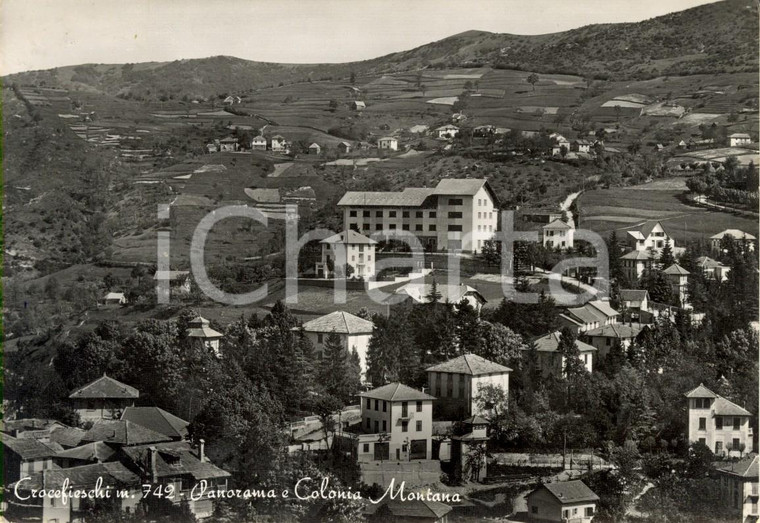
[557,327,586,379]
[526,73,539,92]
[659,239,675,268]
[474,384,510,441]
[426,279,442,303]
[318,331,357,403]
[480,238,500,266]
[349,71,356,85]
[471,322,525,368]
[45,276,61,300]
[312,394,344,451]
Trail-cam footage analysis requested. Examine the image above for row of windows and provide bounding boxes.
[476,225,494,232]
[476,211,494,219]
[693,398,712,409]
[365,399,423,413]
[699,416,743,430]
[349,223,468,232]
[349,210,437,219]
[364,418,424,433]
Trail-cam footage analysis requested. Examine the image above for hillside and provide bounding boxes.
[6,0,757,101]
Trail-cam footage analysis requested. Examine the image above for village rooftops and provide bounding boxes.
[365,498,452,520]
[543,219,572,230]
[3,435,64,460]
[49,426,87,448]
[685,383,719,398]
[711,229,756,241]
[121,441,231,481]
[10,462,140,491]
[713,397,752,417]
[532,331,597,353]
[663,263,690,275]
[621,250,653,261]
[2,418,66,434]
[715,455,759,478]
[55,441,117,462]
[533,480,600,505]
[425,353,512,375]
[321,230,377,245]
[82,420,172,446]
[297,311,374,335]
[729,133,751,139]
[620,289,650,302]
[69,375,139,400]
[586,323,646,338]
[121,407,190,439]
[627,220,671,239]
[696,256,727,268]
[360,382,436,402]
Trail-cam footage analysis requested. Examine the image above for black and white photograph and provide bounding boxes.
[1,1,759,521]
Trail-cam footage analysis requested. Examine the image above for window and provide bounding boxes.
[365,398,371,409]
[349,210,357,217]
[402,224,409,230]
[563,509,569,518]
[350,223,359,231]
[351,255,355,262]
[606,338,611,346]
[389,224,396,230]
[389,211,397,218]
[363,443,370,453]
[416,401,422,412]
[374,421,379,432]
[585,507,595,517]
[429,224,437,232]
[734,417,741,430]
[448,211,462,219]
[363,210,370,217]
[435,374,442,396]
[416,224,423,231]
[572,508,578,515]
[376,211,383,218]
[531,507,538,514]
[402,211,409,218]
[374,400,379,411]
[416,420,422,432]
[402,402,408,417]
[716,441,723,454]
[478,212,482,219]
[318,334,324,344]
[363,224,369,231]
[382,420,387,432]
[429,211,437,218]
[448,225,462,232]
[402,421,408,432]
[383,401,387,412]
[699,438,706,445]
[699,418,706,430]
[359,245,364,252]
[416,211,423,218]
[366,418,371,428]
[478,225,482,232]
[489,225,493,232]
[448,198,463,205]
[716,417,723,430]
[376,224,382,230]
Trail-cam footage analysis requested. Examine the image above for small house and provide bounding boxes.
[435,125,459,139]
[251,135,267,150]
[153,270,192,294]
[528,331,596,378]
[352,101,366,111]
[620,289,650,321]
[218,137,239,152]
[663,263,689,306]
[377,137,398,151]
[100,292,126,306]
[69,375,139,422]
[526,480,599,523]
[729,133,752,147]
[542,219,574,250]
[270,135,290,154]
[316,229,377,280]
[685,384,752,457]
[711,229,756,253]
[120,407,190,441]
[222,95,241,105]
[715,455,759,522]
[186,315,224,356]
[338,141,352,154]
[695,256,731,282]
[308,143,321,155]
[571,139,592,153]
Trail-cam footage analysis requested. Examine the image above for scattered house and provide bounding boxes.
[729,132,752,147]
[394,282,487,314]
[685,383,753,457]
[715,454,759,522]
[625,221,675,254]
[357,383,435,462]
[269,135,290,154]
[377,136,398,151]
[620,289,650,322]
[186,315,224,356]
[218,136,239,151]
[81,420,172,447]
[100,291,126,306]
[425,354,511,420]
[559,300,620,333]
[528,331,597,378]
[338,141,352,154]
[153,270,192,294]
[571,139,592,153]
[620,250,655,283]
[308,142,321,155]
[365,498,452,523]
[663,263,690,306]
[451,113,467,123]
[695,256,731,282]
[711,229,756,253]
[206,142,219,153]
[522,210,563,224]
[435,125,459,139]
[542,219,574,250]
[473,125,496,137]
[677,140,688,148]
[352,100,366,111]
[338,178,499,253]
[121,407,190,441]
[2,435,62,484]
[223,95,241,105]
[583,323,647,360]
[295,311,374,379]
[654,143,665,152]
[316,229,377,280]
[68,375,139,422]
[283,186,317,203]
[409,124,430,134]
[526,480,600,523]
[250,135,267,150]
[550,133,571,156]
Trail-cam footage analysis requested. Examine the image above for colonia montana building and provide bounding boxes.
[337,179,499,253]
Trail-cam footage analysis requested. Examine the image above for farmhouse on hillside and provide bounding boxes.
[710,229,756,253]
[729,132,752,147]
[308,143,321,155]
[352,100,366,111]
[338,141,352,154]
[377,136,398,151]
[435,125,459,139]
[269,135,290,154]
[218,137,239,151]
[250,135,267,150]
[100,292,126,306]
[68,375,139,422]
[315,229,377,280]
[526,480,600,523]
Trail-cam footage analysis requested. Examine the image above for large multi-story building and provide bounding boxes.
[356,383,435,463]
[685,384,753,457]
[315,230,377,280]
[337,179,499,253]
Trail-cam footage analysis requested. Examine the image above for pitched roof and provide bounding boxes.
[246,188,280,203]
[103,292,125,300]
[729,133,751,139]
[620,289,649,302]
[436,124,459,131]
[586,323,646,338]
[82,420,172,446]
[463,415,489,425]
[395,283,486,305]
[251,135,266,142]
[621,250,653,260]
[632,221,670,239]
[360,383,435,402]
[425,353,512,375]
[3,436,63,460]
[121,407,190,439]
[69,375,139,400]
[543,219,572,230]
[714,397,752,417]
[187,325,224,339]
[710,229,756,241]
[309,142,321,148]
[121,441,230,481]
[365,498,452,519]
[55,441,117,462]
[532,331,597,353]
[299,311,374,335]
[49,426,87,448]
[432,178,487,196]
[378,136,397,142]
[530,480,600,505]
[321,230,377,245]
[685,383,718,398]
[586,300,619,318]
[2,418,66,433]
[716,455,759,478]
[565,305,607,325]
[338,187,434,207]
[695,256,726,269]
[10,462,140,491]
[663,263,690,275]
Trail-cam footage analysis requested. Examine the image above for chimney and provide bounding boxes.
[42,468,48,490]
[199,439,206,463]
[149,447,158,483]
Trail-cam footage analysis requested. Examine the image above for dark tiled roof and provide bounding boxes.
[585,323,646,338]
[531,331,597,353]
[360,383,435,402]
[299,311,374,335]
[663,263,690,275]
[121,441,230,481]
[338,187,434,207]
[120,407,190,439]
[3,436,63,460]
[716,455,759,478]
[685,383,718,398]
[620,289,649,302]
[11,462,139,491]
[530,480,599,504]
[55,441,117,462]
[365,498,452,519]
[2,418,65,433]
[49,426,87,448]
[713,397,752,417]
[621,250,653,260]
[425,354,512,375]
[69,375,139,400]
[82,420,172,446]
[432,178,487,196]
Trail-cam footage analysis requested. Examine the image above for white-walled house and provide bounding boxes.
[729,133,752,147]
[715,455,759,523]
[251,136,267,150]
[620,250,656,283]
[625,221,675,254]
[425,354,511,420]
[338,178,499,253]
[663,263,689,306]
[685,384,753,457]
[435,125,459,139]
[542,219,574,250]
[186,315,224,356]
[315,230,377,280]
[529,331,596,378]
[295,311,374,379]
[583,323,646,360]
[695,256,731,282]
[357,383,435,463]
[526,480,599,523]
[69,375,139,422]
[711,229,756,253]
[377,137,398,151]
[559,300,620,333]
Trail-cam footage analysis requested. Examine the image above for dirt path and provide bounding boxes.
[560,191,582,223]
